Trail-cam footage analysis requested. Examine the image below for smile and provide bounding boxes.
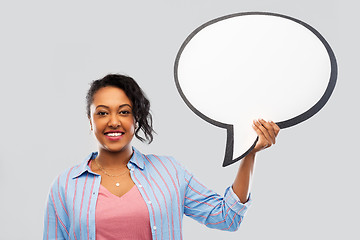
[105,132,124,137]
[104,132,124,141]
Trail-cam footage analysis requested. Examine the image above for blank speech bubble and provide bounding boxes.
[174,12,337,167]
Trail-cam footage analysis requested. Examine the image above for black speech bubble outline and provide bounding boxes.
[174,12,337,167]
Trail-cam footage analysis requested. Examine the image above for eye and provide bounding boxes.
[96,111,108,116]
[119,110,131,115]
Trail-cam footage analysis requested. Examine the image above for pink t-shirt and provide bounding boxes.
[90,161,152,239]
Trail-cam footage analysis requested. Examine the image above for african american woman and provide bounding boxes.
[43,74,280,240]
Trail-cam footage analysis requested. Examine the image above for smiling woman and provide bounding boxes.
[86,74,154,144]
[90,87,136,156]
[43,74,280,240]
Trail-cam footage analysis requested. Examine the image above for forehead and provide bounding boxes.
[92,86,132,106]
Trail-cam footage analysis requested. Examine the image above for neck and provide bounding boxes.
[96,146,133,169]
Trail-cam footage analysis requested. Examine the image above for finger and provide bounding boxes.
[252,120,267,141]
[254,119,273,146]
[252,123,268,150]
[253,119,263,132]
[269,121,280,137]
[257,119,274,144]
[252,120,264,137]
[259,119,276,144]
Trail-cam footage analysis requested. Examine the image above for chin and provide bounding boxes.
[102,144,131,153]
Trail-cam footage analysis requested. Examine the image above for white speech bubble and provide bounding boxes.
[174,12,337,167]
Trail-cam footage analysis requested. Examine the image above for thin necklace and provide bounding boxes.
[94,158,129,187]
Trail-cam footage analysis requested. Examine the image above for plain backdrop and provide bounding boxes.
[0,0,359,239]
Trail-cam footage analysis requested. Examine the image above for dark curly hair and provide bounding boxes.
[86,74,155,143]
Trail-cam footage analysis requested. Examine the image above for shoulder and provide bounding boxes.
[141,152,178,169]
[48,164,80,195]
[48,152,94,192]
[139,151,193,180]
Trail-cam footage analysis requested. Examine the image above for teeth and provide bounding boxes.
[106,132,123,136]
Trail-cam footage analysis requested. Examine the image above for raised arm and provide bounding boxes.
[232,119,280,203]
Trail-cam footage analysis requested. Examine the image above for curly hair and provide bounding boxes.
[86,74,155,144]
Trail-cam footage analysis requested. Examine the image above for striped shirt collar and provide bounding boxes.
[130,147,146,170]
[72,147,145,179]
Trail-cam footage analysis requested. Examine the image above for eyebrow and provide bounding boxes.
[95,104,132,110]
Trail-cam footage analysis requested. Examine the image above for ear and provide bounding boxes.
[89,119,93,131]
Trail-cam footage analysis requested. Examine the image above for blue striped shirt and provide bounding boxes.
[43,147,251,240]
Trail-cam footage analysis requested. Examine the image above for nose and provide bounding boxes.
[108,114,121,128]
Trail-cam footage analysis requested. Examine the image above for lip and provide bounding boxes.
[105,134,123,141]
[104,130,123,134]
[104,130,124,141]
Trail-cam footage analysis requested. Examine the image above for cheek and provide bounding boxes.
[93,119,107,132]
[128,122,136,132]
[125,120,136,132]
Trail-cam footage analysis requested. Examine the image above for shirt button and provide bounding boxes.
[138,185,142,188]
[148,201,152,205]
[153,226,157,230]
[130,168,134,172]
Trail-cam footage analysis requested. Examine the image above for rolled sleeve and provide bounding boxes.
[224,186,252,216]
[183,171,252,231]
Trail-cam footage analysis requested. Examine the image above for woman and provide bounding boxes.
[43,74,280,240]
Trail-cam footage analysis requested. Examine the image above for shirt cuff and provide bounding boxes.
[224,186,252,215]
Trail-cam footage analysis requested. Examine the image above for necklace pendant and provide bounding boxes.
[115,183,120,187]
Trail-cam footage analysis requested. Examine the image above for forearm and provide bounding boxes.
[232,152,256,203]
[231,119,279,203]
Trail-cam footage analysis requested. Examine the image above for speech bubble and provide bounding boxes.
[174,12,337,167]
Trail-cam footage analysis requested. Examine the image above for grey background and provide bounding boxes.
[0,0,359,239]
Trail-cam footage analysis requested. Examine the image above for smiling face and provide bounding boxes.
[89,86,136,155]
